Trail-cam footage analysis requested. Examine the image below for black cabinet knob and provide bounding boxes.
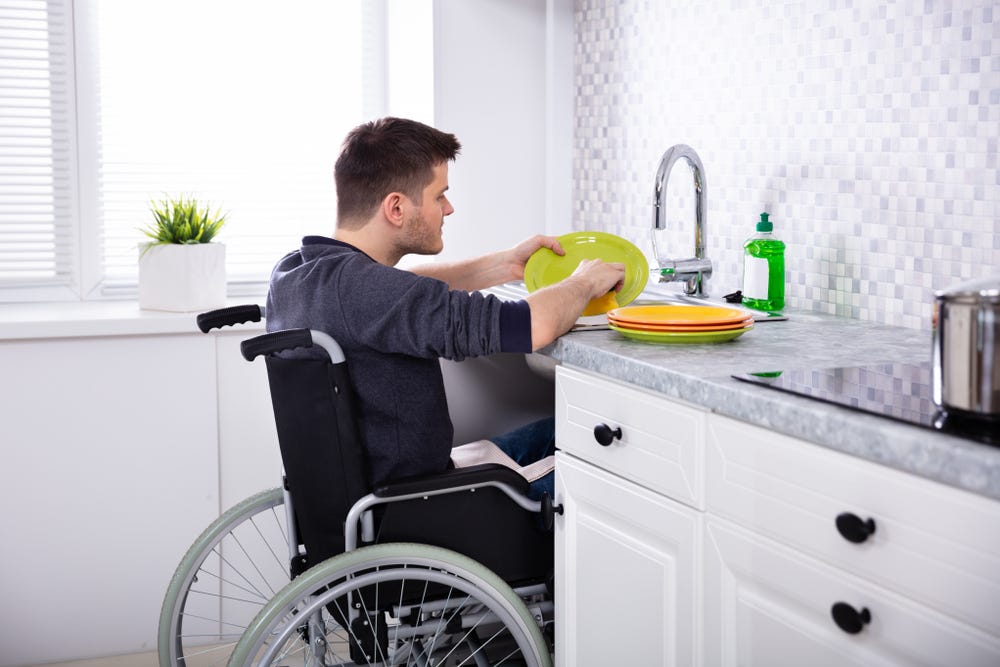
[835,512,877,544]
[540,493,564,531]
[593,423,622,446]
[830,602,871,634]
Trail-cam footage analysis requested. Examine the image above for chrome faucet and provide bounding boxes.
[651,144,712,297]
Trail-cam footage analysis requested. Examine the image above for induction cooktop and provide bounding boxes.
[733,361,999,447]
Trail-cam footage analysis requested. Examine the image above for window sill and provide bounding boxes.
[0,298,266,341]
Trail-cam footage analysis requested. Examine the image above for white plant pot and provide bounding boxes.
[138,242,227,312]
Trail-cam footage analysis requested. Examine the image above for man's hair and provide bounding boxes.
[334,117,461,226]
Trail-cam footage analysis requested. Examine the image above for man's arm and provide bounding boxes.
[409,235,564,291]
[525,259,625,351]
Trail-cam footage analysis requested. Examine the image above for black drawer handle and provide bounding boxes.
[835,512,877,544]
[593,423,622,447]
[831,602,871,634]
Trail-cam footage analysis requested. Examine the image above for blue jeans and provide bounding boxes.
[490,417,556,502]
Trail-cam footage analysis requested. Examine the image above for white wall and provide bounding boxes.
[431,0,574,261]
[0,334,224,665]
[572,0,1000,330]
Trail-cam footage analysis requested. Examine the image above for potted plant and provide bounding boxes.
[137,195,229,312]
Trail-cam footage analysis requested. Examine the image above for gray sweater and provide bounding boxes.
[265,236,532,486]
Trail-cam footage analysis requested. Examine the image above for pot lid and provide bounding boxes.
[934,275,1000,304]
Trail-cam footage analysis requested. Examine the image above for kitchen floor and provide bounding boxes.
[42,653,157,667]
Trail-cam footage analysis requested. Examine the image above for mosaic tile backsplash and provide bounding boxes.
[573,0,1000,331]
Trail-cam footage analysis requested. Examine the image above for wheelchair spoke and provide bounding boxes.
[243,510,290,586]
[174,639,241,665]
[399,581,438,667]
[187,565,271,605]
[160,488,292,667]
[217,534,278,600]
[224,544,551,667]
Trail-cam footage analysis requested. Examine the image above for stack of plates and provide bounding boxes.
[606,304,754,344]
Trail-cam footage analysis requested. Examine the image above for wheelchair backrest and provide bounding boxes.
[263,354,370,566]
[237,323,371,568]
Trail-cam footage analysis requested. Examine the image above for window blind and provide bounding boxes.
[0,0,76,294]
[0,0,432,302]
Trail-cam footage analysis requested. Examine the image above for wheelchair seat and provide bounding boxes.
[246,327,554,587]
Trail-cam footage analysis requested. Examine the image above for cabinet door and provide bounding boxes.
[703,517,1000,667]
[555,453,701,667]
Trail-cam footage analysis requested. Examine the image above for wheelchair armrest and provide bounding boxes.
[347,464,542,551]
[373,463,531,499]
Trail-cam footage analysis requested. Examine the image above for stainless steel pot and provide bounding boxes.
[932,276,1000,416]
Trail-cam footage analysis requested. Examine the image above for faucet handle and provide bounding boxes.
[652,257,713,297]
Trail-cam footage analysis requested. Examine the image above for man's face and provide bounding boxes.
[401,162,454,255]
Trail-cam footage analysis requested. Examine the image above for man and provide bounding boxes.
[266,117,624,502]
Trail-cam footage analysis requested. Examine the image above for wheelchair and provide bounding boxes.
[158,305,556,666]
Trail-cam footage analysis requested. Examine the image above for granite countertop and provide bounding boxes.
[517,286,1000,502]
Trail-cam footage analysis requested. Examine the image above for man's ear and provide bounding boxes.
[382,192,407,228]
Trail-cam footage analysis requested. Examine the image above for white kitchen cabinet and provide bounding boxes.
[703,516,1000,667]
[555,453,701,667]
[553,365,1000,667]
[0,326,279,667]
[554,366,706,667]
[703,413,1000,666]
[0,334,222,667]
[705,413,1000,641]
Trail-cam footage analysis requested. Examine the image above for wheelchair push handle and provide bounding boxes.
[196,305,263,333]
[241,328,346,364]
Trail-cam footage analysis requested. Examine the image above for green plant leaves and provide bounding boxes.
[140,195,228,247]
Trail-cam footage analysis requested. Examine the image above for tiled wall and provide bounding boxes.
[573,0,999,331]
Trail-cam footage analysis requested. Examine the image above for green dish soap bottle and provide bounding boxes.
[742,212,785,312]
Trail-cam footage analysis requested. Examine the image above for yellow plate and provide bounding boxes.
[609,322,752,344]
[607,304,749,326]
[524,231,649,315]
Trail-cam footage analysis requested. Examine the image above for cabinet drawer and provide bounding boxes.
[555,366,705,509]
[704,517,1000,667]
[706,413,1000,638]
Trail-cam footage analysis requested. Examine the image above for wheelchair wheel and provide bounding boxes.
[230,542,552,667]
[158,487,294,666]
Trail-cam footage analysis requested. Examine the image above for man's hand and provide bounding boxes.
[525,258,626,350]
[569,258,626,299]
[505,235,565,280]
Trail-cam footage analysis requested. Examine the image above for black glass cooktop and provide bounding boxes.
[733,361,999,447]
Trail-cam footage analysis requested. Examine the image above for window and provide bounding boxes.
[0,0,77,300]
[0,0,433,303]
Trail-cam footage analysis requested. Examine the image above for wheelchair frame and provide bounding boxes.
[158,305,554,667]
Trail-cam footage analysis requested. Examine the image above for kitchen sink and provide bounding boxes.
[636,284,788,321]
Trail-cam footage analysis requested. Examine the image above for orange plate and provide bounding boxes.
[607,317,754,332]
[607,304,749,326]
[608,322,753,344]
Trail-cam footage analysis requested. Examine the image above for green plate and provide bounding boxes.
[608,322,752,344]
[524,232,649,311]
